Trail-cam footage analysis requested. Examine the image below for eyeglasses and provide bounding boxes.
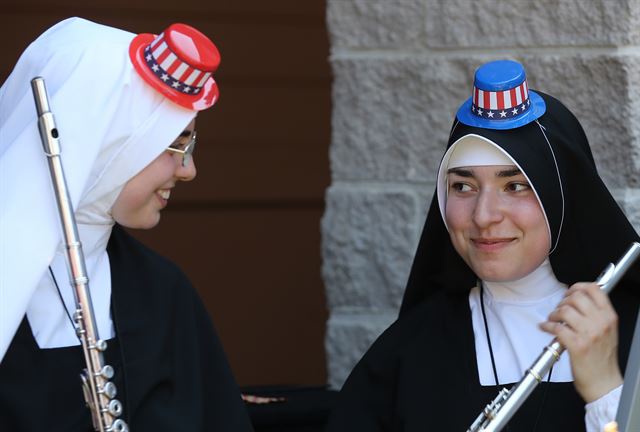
[166,130,197,167]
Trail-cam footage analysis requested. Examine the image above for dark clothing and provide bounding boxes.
[0,225,253,432]
[326,288,639,432]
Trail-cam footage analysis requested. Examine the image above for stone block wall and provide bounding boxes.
[323,0,640,389]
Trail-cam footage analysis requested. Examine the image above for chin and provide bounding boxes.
[139,218,161,230]
[140,221,161,230]
[119,214,161,230]
[473,266,514,283]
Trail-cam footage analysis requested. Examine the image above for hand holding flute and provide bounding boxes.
[468,242,640,432]
[540,280,623,403]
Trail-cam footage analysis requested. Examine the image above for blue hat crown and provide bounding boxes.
[456,60,546,130]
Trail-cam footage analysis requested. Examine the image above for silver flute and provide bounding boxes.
[31,77,129,432]
[467,242,640,432]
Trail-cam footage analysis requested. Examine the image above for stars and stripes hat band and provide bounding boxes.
[472,80,530,120]
[130,23,220,111]
[456,60,546,130]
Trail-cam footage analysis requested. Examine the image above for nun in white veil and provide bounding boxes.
[0,17,253,431]
[0,16,194,356]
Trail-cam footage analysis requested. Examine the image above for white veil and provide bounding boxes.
[0,17,195,360]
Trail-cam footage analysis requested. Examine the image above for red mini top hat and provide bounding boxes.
[129,23,221,111]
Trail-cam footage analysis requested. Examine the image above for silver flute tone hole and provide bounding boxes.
[107,399,123,416]
[100,365,115,379]
[107,419,129,432]
[102,381,117,398]
[96,339,108,351]
[483,406,495,419]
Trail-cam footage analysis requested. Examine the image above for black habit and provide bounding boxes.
[326,92,640,431]
[0,225,254,432]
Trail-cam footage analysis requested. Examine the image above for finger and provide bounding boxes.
[566,282,614,310]
[587,283,616,310]
[564,282,594,296]
[559,289,597,318]
[547,304,586,332]
[540,320,597,357]
[538,320,559,336]
[564,282,600,301]
[539,321,578,349]
[547,306,619,353]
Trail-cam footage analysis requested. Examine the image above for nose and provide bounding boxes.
[472,189,503,228]
[176,156,197,182]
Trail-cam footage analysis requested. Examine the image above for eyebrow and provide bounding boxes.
[447,167,522,178]
[447,168,474,177]
[496,167,522,177]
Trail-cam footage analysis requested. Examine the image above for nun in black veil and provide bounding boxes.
[325,60,640,432]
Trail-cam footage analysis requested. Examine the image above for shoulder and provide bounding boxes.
[350,290,464,375]
[108,225,180,269]
[107,225,206,332]
[328,289,469,428]
[107,224,191,287]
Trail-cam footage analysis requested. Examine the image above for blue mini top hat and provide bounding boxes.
[456,60,546,130]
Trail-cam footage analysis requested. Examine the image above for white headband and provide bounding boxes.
[446,135,514,169]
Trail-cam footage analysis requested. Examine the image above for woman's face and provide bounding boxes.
[445,164,550,282]
[112,119,197,229]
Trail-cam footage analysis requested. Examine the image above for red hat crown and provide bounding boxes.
[130,23,220,111]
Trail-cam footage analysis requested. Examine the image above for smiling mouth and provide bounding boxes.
[158,189,171,200]
[472,238,515,249]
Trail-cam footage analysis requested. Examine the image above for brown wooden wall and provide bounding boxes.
[2,1,330,387]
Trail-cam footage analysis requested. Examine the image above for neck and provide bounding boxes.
[483,259,567,302]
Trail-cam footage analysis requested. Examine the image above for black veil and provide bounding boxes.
[400,91,640,316]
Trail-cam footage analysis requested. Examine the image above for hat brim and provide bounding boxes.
[129,33,219,111]
[456,90,546,130]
